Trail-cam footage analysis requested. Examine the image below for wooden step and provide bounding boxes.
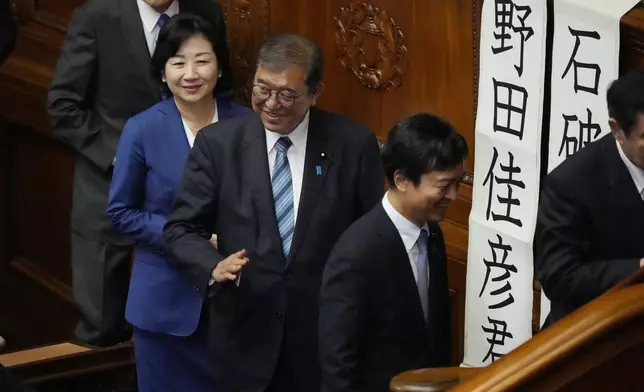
[0,341,135,391]
[0,342,90,367]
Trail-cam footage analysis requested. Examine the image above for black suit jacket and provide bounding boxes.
[319,203,451,392]
[164,107,384,392]
[0,0,16,65]
[536,134,644,327]
[47,0,232,243]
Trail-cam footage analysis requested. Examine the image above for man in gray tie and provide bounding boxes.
[319,113,469,392]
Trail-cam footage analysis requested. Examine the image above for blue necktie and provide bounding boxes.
[416,229,429,322]
[156,14,170,30]
[272,137,294,258]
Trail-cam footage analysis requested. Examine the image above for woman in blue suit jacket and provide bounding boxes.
[107,14,249,392]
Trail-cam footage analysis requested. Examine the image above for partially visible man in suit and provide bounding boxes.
[319,113,467,392]
[536,70,644,327]
[47,0,232,347]
[0,363,36,392]
[0,0,16,353]
[0,0,16,65]
[164,34,384,392]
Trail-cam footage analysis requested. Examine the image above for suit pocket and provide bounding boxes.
[146,171,176,207]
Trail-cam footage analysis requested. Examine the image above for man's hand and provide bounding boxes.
[209,234,218,249]
[640,258,644,268]
[212,249,248,283]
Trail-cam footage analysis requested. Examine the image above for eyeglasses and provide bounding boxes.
[251,84,302,108]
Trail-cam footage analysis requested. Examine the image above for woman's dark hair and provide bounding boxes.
[151,13,226,98]
[381,113,469,187]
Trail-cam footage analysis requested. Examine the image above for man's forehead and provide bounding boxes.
[255,66,307,88]
[432,165,466,181]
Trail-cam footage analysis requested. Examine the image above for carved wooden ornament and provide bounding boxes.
[334,1,408,91]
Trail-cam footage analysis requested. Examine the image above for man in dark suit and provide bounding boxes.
[0,363,36,392]
[47,0,232,347]
[1,0,16,353]
[0,0,16,65]
[536,70,644,327]
[319,113,467,392]
[164,34,384,392]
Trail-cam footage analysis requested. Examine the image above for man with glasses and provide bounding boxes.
[164,34,384,392]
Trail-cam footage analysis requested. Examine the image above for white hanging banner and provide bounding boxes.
[540,0,639,326]
[463,0,547,367]
[546,0,640,173]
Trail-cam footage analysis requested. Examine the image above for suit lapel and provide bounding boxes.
[160,98,190,150]
[217,99,235,121]
[118,0,159,99]
[243,116,286,268]
[288,110,333,263]
[376,206,429,338]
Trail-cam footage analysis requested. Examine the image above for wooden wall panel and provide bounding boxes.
[0,0,82,350]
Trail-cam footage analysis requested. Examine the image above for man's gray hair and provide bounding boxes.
[256,34,324,93]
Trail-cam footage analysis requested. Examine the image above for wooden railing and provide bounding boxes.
[391,268,644,391]
[0,341,135,391]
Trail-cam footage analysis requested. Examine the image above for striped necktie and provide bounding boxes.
[272,137,294,258]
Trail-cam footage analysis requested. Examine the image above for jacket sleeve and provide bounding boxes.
[107,117,168,250]
[356,131,385,217]
[164,130,226,298]
[536,174,641,306]
[47,6,113,171]
[319,243,367,392]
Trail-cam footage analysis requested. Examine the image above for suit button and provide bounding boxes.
[275,311,283,319]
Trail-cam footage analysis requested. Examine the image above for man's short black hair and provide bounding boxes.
[607,69,644,136]
[381,113,469,187]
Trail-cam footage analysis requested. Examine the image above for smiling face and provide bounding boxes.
[251,65,321,134]
[163,34,218,105]
[394,163,465,225]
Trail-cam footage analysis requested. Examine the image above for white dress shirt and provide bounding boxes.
[381,192,430,283]
[180,101,219,148]
[136,0,179,55]
[616,140,644,200]
[265,111,310,226]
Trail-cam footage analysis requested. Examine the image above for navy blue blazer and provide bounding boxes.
[107,97,250,336]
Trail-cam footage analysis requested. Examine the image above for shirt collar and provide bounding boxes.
[265,111,310,154]
[382,192,428,252]
[137,0,179,33]
[616,140,644,195]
